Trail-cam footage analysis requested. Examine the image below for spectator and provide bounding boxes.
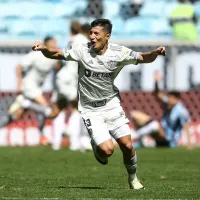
[120,0,144,20]
[169,0,198,41]
[86,0,103,19]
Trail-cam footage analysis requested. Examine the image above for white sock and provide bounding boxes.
[68,111,83,151]
[124,154,137,178]
[52,111,66,150]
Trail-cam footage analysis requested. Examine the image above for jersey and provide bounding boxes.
[161,97,190,147]
[56,34,89,83]
[62,43,140,111]
[20,51,57,87]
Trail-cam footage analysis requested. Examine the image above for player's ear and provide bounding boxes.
[106,33,111,40]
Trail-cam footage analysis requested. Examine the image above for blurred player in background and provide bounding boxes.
[130,72,191,148]
[31,18,166,189]
[51,22,91,150]
[0,36,60,145]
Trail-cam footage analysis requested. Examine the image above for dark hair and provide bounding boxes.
[81,23,91,34]
[43,36,54,44]
[168,91,181,99]
[70,21,82,35]
[91,18,112,34]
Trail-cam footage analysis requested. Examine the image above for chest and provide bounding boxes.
[81,52,118,73]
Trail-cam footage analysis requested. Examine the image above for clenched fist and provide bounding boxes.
[155,46,166,56]
[32,42,46,51]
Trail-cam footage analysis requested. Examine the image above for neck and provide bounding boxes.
[94,42,108,55]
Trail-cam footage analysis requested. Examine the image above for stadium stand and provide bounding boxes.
[0,0,199,43]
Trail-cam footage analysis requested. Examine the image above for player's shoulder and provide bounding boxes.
[177,102,190,116]
[109,43,131,53]
[109,43,123,51]
[109,43,132,58]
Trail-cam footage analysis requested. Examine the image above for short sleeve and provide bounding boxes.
[120,46,140,65]
[62,44,81,61]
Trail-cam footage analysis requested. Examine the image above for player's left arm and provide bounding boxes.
[138,47,166,63]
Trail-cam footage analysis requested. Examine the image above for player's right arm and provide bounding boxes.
[153,71,166,102]
[32,42,65,60]
[32,42,80,61]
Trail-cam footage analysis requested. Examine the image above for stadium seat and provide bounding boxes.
[103,0,120,18]
[150,19,172,36]
[0,20,8,33]
[164,2,178,18]
[21,2,55,19]
[54,2,77,18]
[0,3,24,19]
[140,1,165,18]
[8,20,39,38]
[110,17,124,35]
[124,17,150,35]
[35,19,70,39]
[195,2,200,18]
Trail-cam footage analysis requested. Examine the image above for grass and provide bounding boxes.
[0,147,199,200]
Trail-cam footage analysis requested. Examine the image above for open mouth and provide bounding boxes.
[91,41,96,47]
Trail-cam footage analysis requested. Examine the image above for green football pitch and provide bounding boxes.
[0,147,199,200]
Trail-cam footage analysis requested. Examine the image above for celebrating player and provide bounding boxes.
[31,19,166,189]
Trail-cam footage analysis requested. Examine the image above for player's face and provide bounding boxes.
[45,39,57,49]
[90,26,110,52]
[168,95,179,108]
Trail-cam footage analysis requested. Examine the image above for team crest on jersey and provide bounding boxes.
[107,61,117,70]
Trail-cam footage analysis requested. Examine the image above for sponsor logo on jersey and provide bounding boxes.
[91,100,107,107]
[85,69,112,78]
[88,60,93,65]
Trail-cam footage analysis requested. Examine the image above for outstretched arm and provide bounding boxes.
[138,47,166,64]
[32,42,64,60]
[153,71,166,102]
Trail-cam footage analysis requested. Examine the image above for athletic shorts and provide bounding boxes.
[81,102,130,145]
[22,82,42,100]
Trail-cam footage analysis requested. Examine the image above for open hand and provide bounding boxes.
[32,42,45,51]
[156,46,166,56]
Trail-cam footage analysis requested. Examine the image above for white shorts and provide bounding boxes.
[81,104,130,145]
[22,82,42,100]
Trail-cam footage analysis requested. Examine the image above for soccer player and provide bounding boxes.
[130,72,191,148]
[0,36,60,145]
[31,19,166,189]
